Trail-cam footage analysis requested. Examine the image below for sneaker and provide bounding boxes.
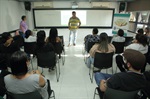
[73,44,76,46]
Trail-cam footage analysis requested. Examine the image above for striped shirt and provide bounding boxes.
[69,17,81,30]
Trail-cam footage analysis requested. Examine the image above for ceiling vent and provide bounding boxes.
[33,2,53,8]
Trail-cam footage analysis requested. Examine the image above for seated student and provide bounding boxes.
[95,49,147,99]
[4,51,48,99]
[24,30,36,43]
[127,34,148,54]
[46,27,61,44]
[116,34,148,72]
[36,30,55,70]
[0,70,10,97]
[0,32,22,69]
[137,28,144,35]
[111,29,125,43]
[84,28,99,51]
[86,33,115,68]
[144,27,150,37]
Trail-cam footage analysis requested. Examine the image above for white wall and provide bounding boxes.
[0,0,25,33]
[27,2,119,30]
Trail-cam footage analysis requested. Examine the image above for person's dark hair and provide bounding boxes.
[117,29,124,37]
[145,27,150,33]
[37,30,46,48]
[137,29,144,34]
[2,32,11,43]
[21,16,26,21]
[135,34,148,47]
[48,27,58,45]
[93,28,98,34]
[123,49,146,71]
[25,30,32,39]
[10,51,28,76]
[98,32,109,52]
[72,11,76,13]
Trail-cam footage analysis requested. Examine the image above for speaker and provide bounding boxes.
[119,2,126,13]
[24,1,31,11]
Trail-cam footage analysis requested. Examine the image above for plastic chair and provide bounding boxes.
[104,87,139,99]
[112,42,125,54]
[47,79,55,99]
[6,91,42,99]
[24,42,36,70]
[55,42,65,66]
[89,52,114,83]
[112,42,125,73]
[93,87,139,99]
[84,42,98,64]
[36,51,60,82]
[125,37,133,46]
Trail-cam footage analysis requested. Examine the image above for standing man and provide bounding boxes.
[68,11,81,46]
[19,15,28,38]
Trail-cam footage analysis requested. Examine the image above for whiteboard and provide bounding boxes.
[33,8,114,28]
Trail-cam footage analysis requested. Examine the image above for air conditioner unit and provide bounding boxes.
[33,2,53,8]
[91,2,110,8]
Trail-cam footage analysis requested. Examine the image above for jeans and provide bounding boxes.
[86,56,94,68]
[95,72,112,86]
[69,29,77,44]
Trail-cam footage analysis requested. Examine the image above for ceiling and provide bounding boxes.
[16,0,135,2]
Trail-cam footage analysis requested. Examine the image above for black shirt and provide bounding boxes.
[0,70,10,97]
[107,71,147,91]
[36,42,54,54]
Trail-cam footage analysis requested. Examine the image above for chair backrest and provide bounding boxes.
[87,42,97,53]
[54,42,63,54]
[6,90,42,99]
[125,37,133,46]
[112,42,125,54]
[37,51,56,68]
[103,87,139,99]
[58,36,64,46]
[94,52,114,69]
[108,36,113,43]
[24,42,36,54]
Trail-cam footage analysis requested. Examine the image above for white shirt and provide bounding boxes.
[111,36,125,43]
[24,36,36,43]
[126,43,148,54]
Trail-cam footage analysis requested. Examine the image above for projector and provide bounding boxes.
[72,5,78,8]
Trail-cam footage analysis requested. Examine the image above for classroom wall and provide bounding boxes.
[27,1,135,44]
[26,1,119,33]
[0,0,25,33]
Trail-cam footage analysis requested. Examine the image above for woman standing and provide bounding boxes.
[19,15,28,38]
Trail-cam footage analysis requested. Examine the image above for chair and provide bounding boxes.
[55,42,65,66]
[104,87,139,99]
[89,52,114,83]
[6,79,55,99]
[108,36,113,43]
[112,42,125,54]
[125,37,133,46]
[112,42,125,73]
[84,42,97,64]
[36,51,60,82]
[93,87,139,99]
[47,79,55,99]
[24,42,36,70]
[6,90,42,99]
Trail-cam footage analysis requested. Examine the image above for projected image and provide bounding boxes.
[33,9,114,28]
[61,10,86,26]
